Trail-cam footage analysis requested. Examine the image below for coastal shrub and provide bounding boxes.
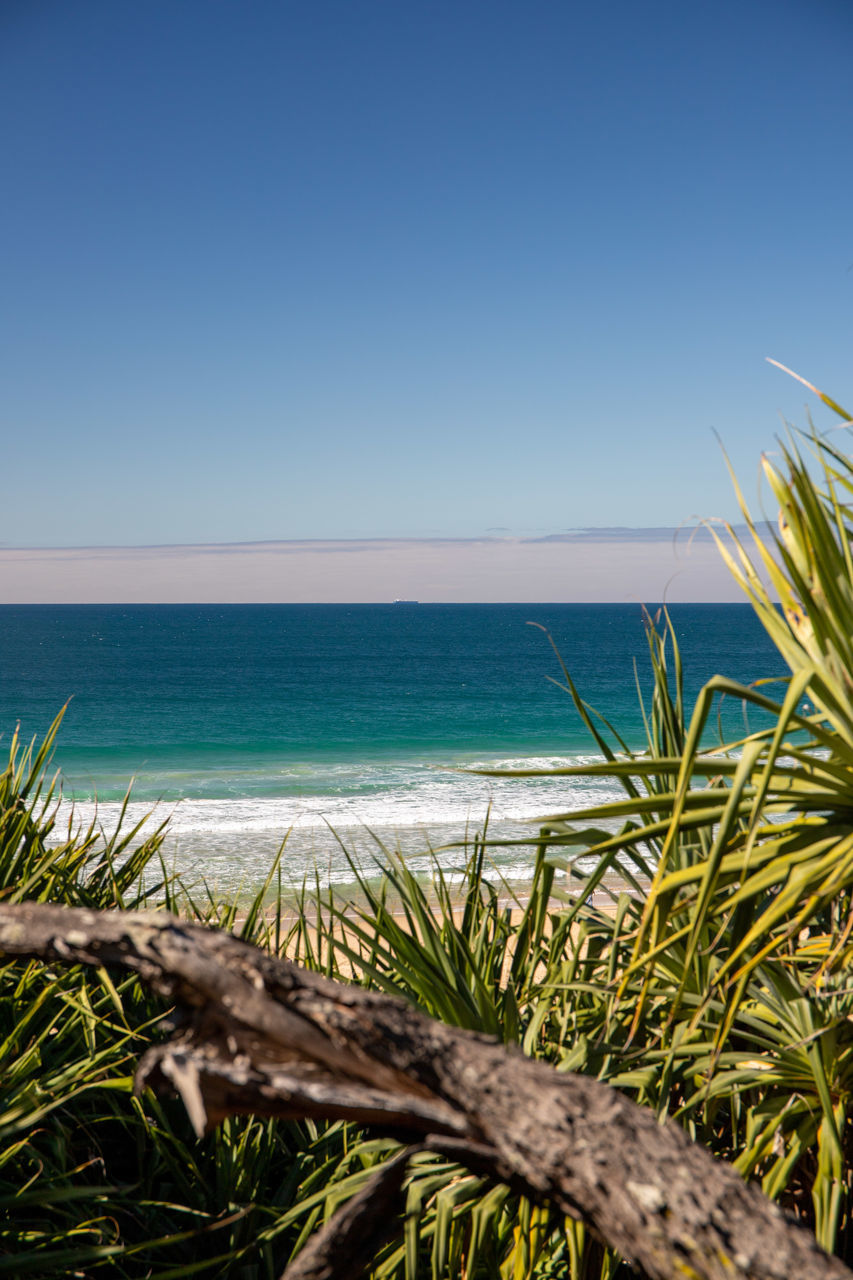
[0,734,363,1277]
[471,374,853,1261]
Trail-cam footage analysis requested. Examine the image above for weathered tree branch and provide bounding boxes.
[0,902,849,1280]
[282,1145,416,1280]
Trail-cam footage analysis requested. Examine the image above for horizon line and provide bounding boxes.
[0,599,757,607]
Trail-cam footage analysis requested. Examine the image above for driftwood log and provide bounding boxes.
[0,902,849,1280]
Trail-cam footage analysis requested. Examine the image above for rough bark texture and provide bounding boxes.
[0,902,849,1280]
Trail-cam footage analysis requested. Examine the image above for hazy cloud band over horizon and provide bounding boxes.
[0,528,771,604]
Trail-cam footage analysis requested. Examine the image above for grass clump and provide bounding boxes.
[0,723,350,1277]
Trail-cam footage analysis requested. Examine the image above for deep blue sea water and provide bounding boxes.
[0,604,785,892]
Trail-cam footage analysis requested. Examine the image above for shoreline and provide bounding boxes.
[229,865,641,929]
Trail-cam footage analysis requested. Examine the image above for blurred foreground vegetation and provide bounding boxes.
[4,376,853,1277]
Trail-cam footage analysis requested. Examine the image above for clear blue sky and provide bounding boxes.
[3,0,851,551]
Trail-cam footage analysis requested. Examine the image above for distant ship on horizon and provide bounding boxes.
[393,598,419,604]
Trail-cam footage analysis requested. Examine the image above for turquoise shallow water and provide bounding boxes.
[0,604,784,892]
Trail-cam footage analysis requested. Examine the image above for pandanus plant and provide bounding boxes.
[472,366,853,1260]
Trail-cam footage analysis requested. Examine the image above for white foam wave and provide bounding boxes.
[54,757,629,896]
[62,769,620,837]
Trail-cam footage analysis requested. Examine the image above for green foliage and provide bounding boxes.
[473,373,853,1263]
[0,722,355,1278]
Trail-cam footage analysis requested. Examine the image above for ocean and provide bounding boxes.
[0,604,784,895]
